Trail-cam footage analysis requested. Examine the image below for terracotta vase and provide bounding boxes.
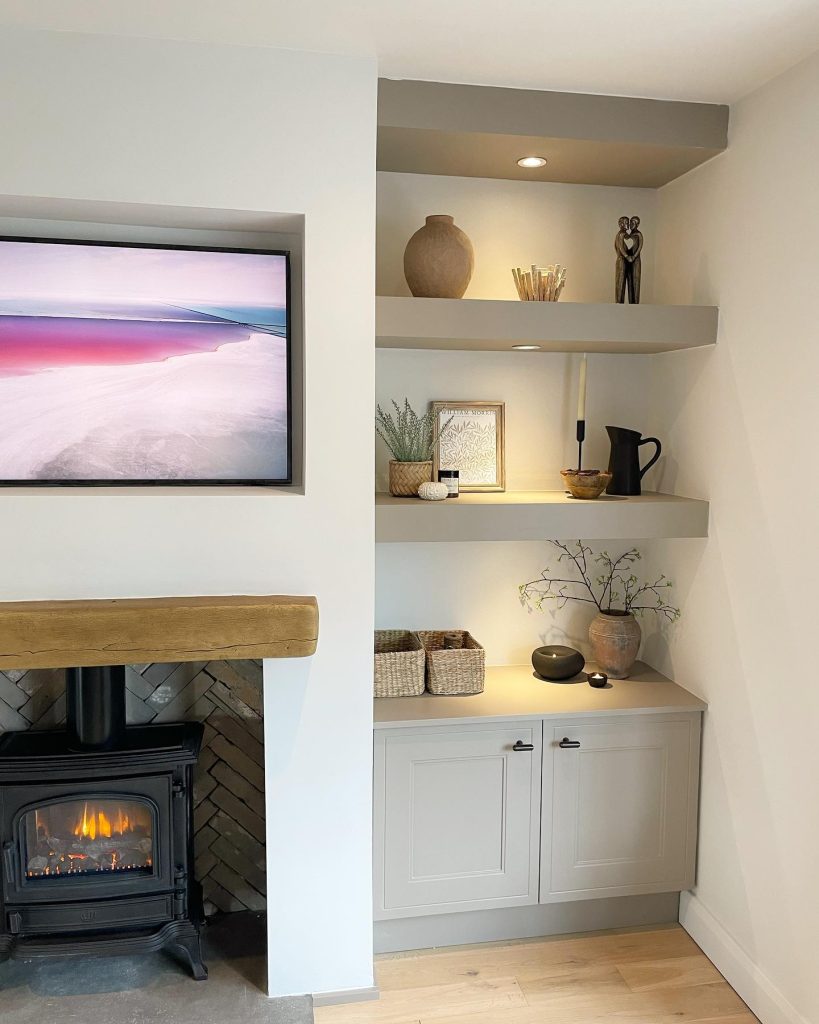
[389,460,432,497]
[403,215,474,298]
[588,611,641,679]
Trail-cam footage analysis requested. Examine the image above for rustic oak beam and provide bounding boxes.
[0,595,318,670]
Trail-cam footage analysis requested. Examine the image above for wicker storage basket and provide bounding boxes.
[374,630,426,697]
[417,630,486,695]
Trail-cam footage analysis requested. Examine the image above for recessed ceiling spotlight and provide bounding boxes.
[517,156,547,169]
[512,344,541,351]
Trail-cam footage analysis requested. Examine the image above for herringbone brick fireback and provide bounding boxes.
[0,660,266,916]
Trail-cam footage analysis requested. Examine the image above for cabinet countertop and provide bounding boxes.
[374,662,706,729]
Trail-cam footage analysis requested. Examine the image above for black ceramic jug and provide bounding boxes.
[605,426,662,495]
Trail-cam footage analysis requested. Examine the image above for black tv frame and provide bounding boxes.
[0,235,292,487]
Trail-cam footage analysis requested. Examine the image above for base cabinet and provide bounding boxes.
[374,722,542,919]
[374,712,700,921]
[542,716,701,901]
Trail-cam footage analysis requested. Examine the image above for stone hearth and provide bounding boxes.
[0,911,313,1024]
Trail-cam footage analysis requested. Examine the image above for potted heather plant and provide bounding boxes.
[376,399,452,497]
[519,541,680,679]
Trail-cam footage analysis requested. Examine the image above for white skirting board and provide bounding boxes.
[312,987,380,1008]
[679,893,811,1024]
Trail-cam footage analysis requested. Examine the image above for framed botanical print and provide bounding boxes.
[432,401,506,492]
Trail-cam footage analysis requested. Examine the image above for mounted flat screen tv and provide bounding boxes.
[0,236,291,485]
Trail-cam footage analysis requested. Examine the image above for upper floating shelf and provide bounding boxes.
[376,297,719,354]
[378,79,728,188]
[376,491,709,543]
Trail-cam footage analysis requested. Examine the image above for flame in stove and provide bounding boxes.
[73,803,133,840]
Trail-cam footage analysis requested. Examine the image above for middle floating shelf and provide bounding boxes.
[376,296,719,354]
[376,491,709,543]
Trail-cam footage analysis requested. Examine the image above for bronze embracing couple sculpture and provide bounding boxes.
[615,215,643,304]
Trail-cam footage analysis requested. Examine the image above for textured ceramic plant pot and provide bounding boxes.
[588,611,641,679]
[389,460,432,497]
[403,215,474,298]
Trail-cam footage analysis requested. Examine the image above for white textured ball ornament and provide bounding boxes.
[418,481,449,501]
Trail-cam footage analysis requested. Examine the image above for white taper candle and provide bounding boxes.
[577,353,588,420]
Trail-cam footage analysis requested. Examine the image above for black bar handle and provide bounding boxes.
[512,740,535,752]
[558,737,581,748]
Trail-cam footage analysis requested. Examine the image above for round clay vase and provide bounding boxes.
[588,611,641,679]
[389,460,432,497]
[403,215,474,298]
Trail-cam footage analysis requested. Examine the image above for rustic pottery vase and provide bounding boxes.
[389,460,432,497]
[588,611,641,679]
[403,215,474,298]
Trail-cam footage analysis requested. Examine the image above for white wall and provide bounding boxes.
[378,171,657,302]
[650,52,819,1024]
[376,172,662,664]
[374,348,664,664]
[375,348,658,493]
[0,29,377,999]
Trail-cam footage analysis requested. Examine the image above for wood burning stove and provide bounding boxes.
[0,666,207,979]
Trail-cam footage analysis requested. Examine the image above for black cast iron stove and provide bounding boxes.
[0,666,207,979]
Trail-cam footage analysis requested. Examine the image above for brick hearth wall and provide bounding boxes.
[0,660,265,917]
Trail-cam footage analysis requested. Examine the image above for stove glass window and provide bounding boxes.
[23,798,154,880]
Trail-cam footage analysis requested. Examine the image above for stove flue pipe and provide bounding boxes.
[65,665,127,750]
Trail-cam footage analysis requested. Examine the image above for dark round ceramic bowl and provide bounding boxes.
[531,645,585,681]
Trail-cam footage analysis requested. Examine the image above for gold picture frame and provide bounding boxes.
[432,401,506,492]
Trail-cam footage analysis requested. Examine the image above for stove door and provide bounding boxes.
[2,775,176,904]
[24,797,155,879]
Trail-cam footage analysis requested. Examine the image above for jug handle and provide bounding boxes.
[638,437,662,479]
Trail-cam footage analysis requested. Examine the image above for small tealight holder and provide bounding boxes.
[588,671,608,688]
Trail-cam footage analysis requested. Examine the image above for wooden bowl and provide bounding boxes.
[561,469,612,500]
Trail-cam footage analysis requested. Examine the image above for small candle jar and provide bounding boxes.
[588,671,608,688]
[438,469,460,497]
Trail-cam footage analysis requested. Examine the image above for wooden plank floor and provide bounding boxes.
[315,926,757,1024]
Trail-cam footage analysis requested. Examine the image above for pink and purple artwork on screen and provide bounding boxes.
[0,238,289,483]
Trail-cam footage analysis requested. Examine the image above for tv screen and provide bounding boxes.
[0,237,290,485]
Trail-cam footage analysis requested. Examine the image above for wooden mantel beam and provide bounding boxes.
[0,595,319,670]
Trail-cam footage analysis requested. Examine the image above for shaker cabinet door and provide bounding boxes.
[542,715,700,901]
[374,723,541,918]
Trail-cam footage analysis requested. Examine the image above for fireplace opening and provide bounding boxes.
[24,798,155,879]
[0,664,207,980]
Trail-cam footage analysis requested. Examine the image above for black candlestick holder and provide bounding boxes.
[576,419,586,471]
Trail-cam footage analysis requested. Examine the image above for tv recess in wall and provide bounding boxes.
[0,236,291,485]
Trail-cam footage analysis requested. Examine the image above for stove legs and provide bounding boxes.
[166,925,208,981]
[0,922,208,980]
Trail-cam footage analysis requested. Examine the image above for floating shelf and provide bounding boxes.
[378,79,727,188]
[376,297,718,354]
[376,491,709,543]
